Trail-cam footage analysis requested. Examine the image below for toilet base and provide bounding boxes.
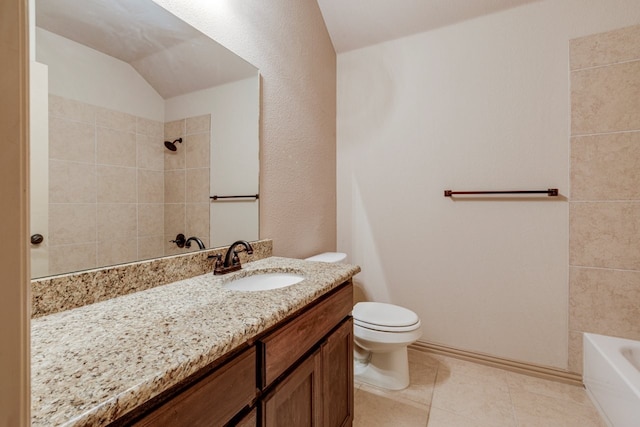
[354,346,410,390]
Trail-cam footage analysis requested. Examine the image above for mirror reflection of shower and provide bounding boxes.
[31,0,260,279]
[164,138,182,151]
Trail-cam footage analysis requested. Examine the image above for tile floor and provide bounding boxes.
[353,349,606,427]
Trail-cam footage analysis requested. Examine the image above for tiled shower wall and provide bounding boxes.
[163,116,211,256]
[48,95,210,276]
[568,24,640,373]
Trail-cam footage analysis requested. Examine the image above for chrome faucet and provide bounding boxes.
[213,240,254,275]
[185,236,205,250]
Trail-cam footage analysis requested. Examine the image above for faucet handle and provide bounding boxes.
[231,250,240,266]
[208,254,223,268]
[170,233,186,248]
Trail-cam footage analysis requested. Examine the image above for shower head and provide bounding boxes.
[164,138,182,151]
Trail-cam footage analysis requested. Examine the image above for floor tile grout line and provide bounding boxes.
[356,350,605,426]
[506,375,521,427]
[424,361,439,426]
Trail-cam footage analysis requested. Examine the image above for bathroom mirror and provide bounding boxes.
[30,0,260,279]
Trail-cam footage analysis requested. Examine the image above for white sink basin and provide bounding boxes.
[223,272,304,292]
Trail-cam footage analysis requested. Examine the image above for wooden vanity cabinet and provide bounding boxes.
[259,283,354,427]
[117,281,354,427]
[260,319,353,427]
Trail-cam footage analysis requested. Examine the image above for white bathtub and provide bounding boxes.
[583,333,640,427]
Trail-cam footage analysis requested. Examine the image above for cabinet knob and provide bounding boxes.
[31,234,44,245]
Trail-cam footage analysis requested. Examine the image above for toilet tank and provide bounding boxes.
[305,252,347,263]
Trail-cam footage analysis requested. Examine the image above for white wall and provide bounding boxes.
[165,77,260,246]
[337,0,640,369]
[36,28,165,121]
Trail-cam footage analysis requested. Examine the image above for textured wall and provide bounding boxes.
[153,0,337,258]
[337,0,640,370]
[569,24,640,373]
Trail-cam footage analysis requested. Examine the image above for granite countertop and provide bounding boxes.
[31,257,360,427]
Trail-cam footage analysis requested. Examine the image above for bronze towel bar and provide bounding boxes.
[444,189,558,197]
[210,194,259,200]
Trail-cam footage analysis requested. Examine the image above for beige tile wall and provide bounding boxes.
[164,115,211,256]
[48,98,213,275]
[569,24,640,374]
[48,95,166,275]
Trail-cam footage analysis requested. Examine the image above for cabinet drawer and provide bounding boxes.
[260,282,353,387]
[132,347,256,427]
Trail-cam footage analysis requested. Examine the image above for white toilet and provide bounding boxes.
[352,302,422,390]
[305,252,423,391]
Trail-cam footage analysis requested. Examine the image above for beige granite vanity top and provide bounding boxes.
[31,257,360,427]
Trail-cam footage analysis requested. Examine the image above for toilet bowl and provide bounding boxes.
[353,302,422,390]
[305,252,422,391]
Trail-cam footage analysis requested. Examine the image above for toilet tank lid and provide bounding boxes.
[353,302,420,327]
[304,252,347,263]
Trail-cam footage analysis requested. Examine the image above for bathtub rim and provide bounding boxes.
[583,332,640,400]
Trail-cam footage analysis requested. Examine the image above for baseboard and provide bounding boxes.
[410,341,583,387]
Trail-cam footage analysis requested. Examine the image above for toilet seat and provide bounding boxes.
[353,302,420,332]
[354,318,421,333]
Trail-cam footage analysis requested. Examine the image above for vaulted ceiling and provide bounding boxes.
[316,0,542,53]
[36,0,543,97]
[36,0,257,99]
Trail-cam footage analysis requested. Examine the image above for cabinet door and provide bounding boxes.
[262,349,322,427]
[322,318,354,427]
